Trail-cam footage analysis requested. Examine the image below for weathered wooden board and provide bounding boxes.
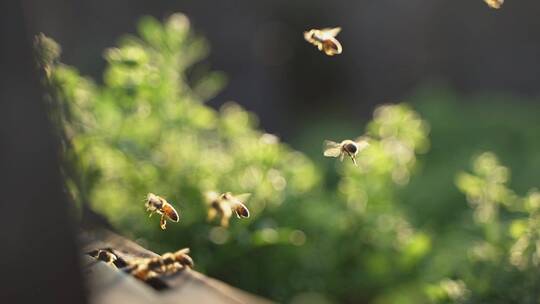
[81,229,274,304]
[82,255,160,304]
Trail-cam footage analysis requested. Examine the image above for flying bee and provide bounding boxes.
[206,191,233,227]
[223,192,251,219]
[484,0,503,9]
[205,191,251,227]
[145,193,179,230]
[304,27,343,56]
[323,137,370,166]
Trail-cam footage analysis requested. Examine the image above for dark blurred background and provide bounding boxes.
[24,0,540,140]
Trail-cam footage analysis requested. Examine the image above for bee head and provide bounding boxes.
[221,192,233,200]
[146,193,163,209]
[97,250,116,262]
[303,30,315,41]
[343,141,358,154]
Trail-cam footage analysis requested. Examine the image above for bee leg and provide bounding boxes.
[207,208,217,221]
[344,151,357,166]
[350,155,358,167]
[340,153,344,162]
[160,215,167,230]
[220,216,229,228]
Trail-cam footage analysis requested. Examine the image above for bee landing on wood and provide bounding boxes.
[123,248,194,280]
[484,0,503,9]
[88,249,118,265]
[323,137,370,166]
[304,27,343,56]
[124,263,159,281]
[205,191,251,227]
[145,193,180,230]
[160,248,194,272]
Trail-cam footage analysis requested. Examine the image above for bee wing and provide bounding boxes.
[355,136,371,152]
[321,27,341,38]
[324,147,342,157]
[233,193,252,203]
[174,248,190,255]
[204,191,219,204]
[324,140,342,157]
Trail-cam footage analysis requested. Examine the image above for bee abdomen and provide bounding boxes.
[178,254,194,268]
[164,204,179,222]
[234,204,250,218]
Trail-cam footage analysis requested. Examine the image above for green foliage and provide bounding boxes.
[42,13,318,243]
[438,152,540,303]
[37,13,540,304]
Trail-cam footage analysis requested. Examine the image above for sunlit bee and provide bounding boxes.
[125,248,194,279]
[145,193,179,230]
[484,0,503,9]
[323,137,370,166]
[304,27,343,56]
[161,248,194,271]
[124,263,158,281]
[145,250,193,273]
[223,192,251,219]
[89,249,118,265]
[205,191,251,227]
[146,257,166,272]
[206,191,233,227]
